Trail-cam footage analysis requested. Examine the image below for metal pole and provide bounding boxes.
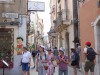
[3,63,4,75]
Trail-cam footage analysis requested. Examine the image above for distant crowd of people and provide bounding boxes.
[20,41,99,75]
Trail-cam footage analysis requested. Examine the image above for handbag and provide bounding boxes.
[53,60,57,67]
[44,65,48,70]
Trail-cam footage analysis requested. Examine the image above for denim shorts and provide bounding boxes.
[22,63,30,71]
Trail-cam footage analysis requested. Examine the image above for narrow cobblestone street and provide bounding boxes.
[30,66,83,75]
[30,58,83,75]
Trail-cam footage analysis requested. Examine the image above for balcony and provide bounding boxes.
[53,9,69,29]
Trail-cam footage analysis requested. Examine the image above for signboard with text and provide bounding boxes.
[2,13,18,18]
[0,0,13,1]
[0,0,12,1]
[0,0,14,3]
[28,1,45,11]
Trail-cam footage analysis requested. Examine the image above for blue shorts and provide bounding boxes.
[22,63,30,71]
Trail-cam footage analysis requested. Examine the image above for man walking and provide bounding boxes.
[83,41,98,75]
[53,47,58,58]
[31,48,37,68]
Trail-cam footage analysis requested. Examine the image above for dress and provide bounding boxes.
[37,53,47,75]
[47,53,54,75]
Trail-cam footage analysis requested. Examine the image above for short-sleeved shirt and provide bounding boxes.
[57,55,68,70]
[53,49,58,56]
[32,50,37,57]
[22,51,31,63]
[83,47,87,53]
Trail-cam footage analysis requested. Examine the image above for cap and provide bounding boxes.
[59,47,65,53]
[85,41,91,45]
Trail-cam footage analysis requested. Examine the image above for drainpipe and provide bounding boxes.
[73,0,80,46]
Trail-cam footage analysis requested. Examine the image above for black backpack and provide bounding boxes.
[87,48,96,61]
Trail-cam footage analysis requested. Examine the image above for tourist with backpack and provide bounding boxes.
[83,41,99,75]
[36,45,48,75]
[71,48,79,75]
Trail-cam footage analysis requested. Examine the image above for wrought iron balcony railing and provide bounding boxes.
[53,9,68,28]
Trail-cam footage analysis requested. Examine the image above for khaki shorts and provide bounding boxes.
[84,61,95,72]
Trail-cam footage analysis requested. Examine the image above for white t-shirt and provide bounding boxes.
[22,51,31,63]
[83,47,89,61]
[83,47,87,53]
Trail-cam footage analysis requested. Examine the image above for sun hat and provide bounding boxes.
[59,47,65,53]
[40,45,45,49]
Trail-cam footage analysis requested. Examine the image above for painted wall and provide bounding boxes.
[79,0,100,61]
[0,15,27,75]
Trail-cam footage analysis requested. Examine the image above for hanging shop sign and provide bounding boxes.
[28,1,45,11]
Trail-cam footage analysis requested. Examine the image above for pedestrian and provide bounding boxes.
[53,47,58,58]
[20,47,31,75]
[56,47,69,75]
[71,48,79,75]
[83,41,99,75]
[47,48,55,75]
[76,43,81,69]
[31,48,36,69]
[36,45,48,75]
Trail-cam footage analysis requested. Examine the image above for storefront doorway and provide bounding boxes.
[0,28,14,68]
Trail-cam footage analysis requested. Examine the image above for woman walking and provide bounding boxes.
[47,48,54,75]
[71,48,79,75]
[56,47,69,75]
[36,45,48,75]
[20,47,31,75]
